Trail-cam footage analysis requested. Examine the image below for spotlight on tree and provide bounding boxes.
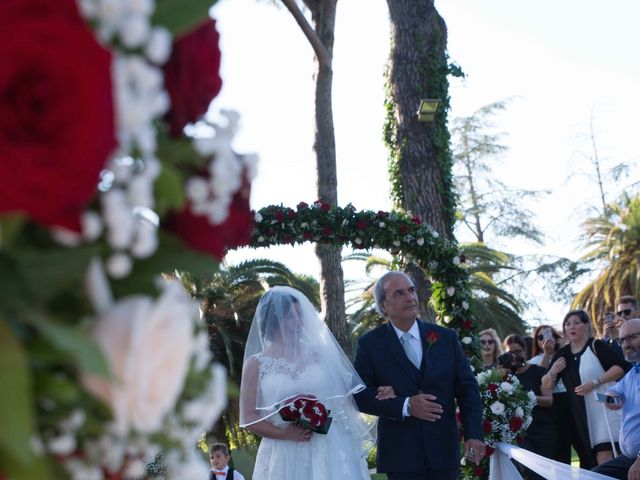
[417,99,440,122]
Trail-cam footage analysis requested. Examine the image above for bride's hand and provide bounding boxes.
[281,423,312,442]
[376,385,397,400]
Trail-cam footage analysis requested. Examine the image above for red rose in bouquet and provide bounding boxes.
[165,171,252,259]
[163,19,223,137]
[0,0,116,231]
[278,395,332,434]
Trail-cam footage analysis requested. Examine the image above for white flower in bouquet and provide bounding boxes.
[461,336,472,344]
[47,434,77,456]
[515,406,524,417]
[82,281,196,434]
[490,401,505,416]
[500,381,514,394]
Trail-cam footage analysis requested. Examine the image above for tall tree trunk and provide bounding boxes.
[385,0,454,322]
[282,0,350,355]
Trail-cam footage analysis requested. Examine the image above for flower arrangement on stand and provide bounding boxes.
[0,1,256,479]
[459,369,537,480]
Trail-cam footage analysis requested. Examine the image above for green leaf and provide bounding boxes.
[24,312,110,378]
[155,163,186,216]
[0,451,51,480]
[10,244,100,303]
[0,214,27,249]
[0,318,47,477]
[152,0,217,37]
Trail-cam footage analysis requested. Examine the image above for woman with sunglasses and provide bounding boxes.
[478,328,502,370]
[542,309,630,469]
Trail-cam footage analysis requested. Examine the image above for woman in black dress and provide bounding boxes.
[542,309,629,469]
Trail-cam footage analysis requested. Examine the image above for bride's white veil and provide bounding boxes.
[239,286,373,452]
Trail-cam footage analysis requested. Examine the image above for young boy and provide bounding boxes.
[208,442,245,480]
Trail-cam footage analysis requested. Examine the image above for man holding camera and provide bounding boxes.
[592,318,640,480]
[602,296,639,355]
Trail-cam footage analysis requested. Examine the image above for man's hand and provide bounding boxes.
[375,385,396,400]
[603,318,617,339]
[464,439,486,465]
[629,456,640,480]
[409,393,443,421]
[603,391,624,411]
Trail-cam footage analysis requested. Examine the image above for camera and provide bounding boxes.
[603,312,615,323]
[542,328,553,341]
[497,352,526,372]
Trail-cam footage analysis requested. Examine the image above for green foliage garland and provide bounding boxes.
[249,202,480,363]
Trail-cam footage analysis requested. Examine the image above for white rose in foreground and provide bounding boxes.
[82,281,196,434]
[500,382,514,394]
[490,401,505,416]
[515,406,524,417]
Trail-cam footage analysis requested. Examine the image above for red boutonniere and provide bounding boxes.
[425,331,439,351]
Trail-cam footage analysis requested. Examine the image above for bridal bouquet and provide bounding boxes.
[279,395,333,434]
[0,0,256,479]
[459,369,536,480]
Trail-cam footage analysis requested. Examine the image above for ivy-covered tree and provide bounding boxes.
[383,0,463,321]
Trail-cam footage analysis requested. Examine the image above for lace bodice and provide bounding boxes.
[256,355,326,412]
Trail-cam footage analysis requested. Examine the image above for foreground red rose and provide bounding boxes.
[0,0,116,230]
[165,173,252,259]
[483,420,493,433]
[163,19,222,137]
[509,416,523,432]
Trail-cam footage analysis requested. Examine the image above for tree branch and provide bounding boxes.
[280,0,332,69]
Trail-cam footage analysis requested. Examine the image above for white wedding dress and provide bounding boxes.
[251,355,372,480]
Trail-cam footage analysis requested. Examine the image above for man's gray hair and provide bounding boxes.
[373,271,413,316]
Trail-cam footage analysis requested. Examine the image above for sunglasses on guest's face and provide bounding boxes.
[480,339,495,345]
[617,308,633,317]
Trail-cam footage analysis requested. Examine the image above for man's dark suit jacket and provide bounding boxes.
[353,320,483,474]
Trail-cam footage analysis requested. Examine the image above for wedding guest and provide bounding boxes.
[503,334,555,480]
[208,443,245,480]
[239,287,374,479]
[529,324,571,464]
[593,318,640,480]
[601,295,639,357]
[479,328,502,370]
[542,309,630,469]
[354,271,484,480]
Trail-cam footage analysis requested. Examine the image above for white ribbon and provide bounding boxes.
[489,443,615,480]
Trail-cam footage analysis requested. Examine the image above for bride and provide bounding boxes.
[239,286,374,479]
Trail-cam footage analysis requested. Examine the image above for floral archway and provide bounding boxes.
[247,201,480,361]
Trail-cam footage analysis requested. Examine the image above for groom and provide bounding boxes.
[354,271,484,479]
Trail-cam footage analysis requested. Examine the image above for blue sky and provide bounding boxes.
[210,0,640,326]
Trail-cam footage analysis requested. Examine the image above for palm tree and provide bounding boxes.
[572,193,640,330]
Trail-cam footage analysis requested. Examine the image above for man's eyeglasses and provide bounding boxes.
[617,308,634,317]
[480,339,495,345]
[620,331,640,345]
